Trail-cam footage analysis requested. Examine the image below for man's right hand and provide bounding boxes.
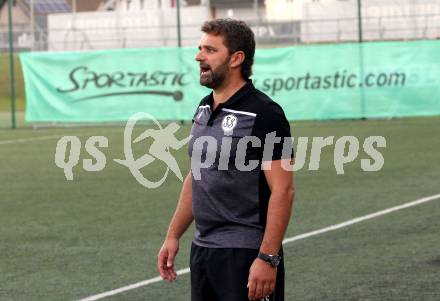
[157,237,179,281]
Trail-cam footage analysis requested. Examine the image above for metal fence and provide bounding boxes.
[2,0,440,128]
[2,13,440,52]
[2,1,440,52]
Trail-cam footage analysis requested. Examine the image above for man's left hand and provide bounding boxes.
[247,258,277,300]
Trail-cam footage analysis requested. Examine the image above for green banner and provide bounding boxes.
[20,40,440,122]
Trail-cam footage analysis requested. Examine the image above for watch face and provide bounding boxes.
[258,252,281,267]
[270,255,281,267]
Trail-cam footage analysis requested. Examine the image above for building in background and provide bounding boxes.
[0,0,105,50]
[47,0,209,50]
[296,0,440,42]
[99,0,203,11]
[208,0,264,20]
[1,0,440,51]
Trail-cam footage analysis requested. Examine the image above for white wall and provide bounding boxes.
[214,7,264,21]
[47,6,209,50]
[43,0,440,49]
[300,0,440,42]
[265,0,342,22]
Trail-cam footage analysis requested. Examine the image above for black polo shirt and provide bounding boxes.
[188,80,292,249]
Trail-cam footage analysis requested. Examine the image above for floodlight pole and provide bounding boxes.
[176,0,182,47]
[8,0,17,129]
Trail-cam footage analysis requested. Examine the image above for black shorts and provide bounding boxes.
[190,243,284,301]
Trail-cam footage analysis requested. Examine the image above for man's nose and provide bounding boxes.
[195,51,203,62]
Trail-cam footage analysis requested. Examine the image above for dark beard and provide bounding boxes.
[200,56,230,89]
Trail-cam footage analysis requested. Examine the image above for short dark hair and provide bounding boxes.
[201,18,255,80]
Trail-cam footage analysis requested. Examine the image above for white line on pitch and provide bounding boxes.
[77,193,440,301]
[78,268,191,301]
[0,135,65,145]
[0,130,124,145]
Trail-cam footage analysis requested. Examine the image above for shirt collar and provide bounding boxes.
[204,79,255,110]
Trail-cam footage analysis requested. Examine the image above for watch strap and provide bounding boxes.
[257,251,281,267]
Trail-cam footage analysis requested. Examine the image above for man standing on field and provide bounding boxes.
[157,18,295,301]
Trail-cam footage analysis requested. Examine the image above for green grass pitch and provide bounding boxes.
[1,116,439,300]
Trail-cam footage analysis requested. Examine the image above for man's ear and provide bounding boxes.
[230,51,245,68]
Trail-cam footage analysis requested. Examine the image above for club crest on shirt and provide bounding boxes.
[222,114,237,135]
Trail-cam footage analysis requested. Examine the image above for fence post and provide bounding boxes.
[357,0,366,119]
[8,0,17,129]
[357,0,363,43]
[176,0,182,47]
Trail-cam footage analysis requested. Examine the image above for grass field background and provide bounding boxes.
[1,114,439,300]
[1,50,439,301]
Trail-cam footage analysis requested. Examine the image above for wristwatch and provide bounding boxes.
[257,252,281,268]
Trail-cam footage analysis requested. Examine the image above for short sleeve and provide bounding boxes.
[192,95,212,124]
[253,102,293,161]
